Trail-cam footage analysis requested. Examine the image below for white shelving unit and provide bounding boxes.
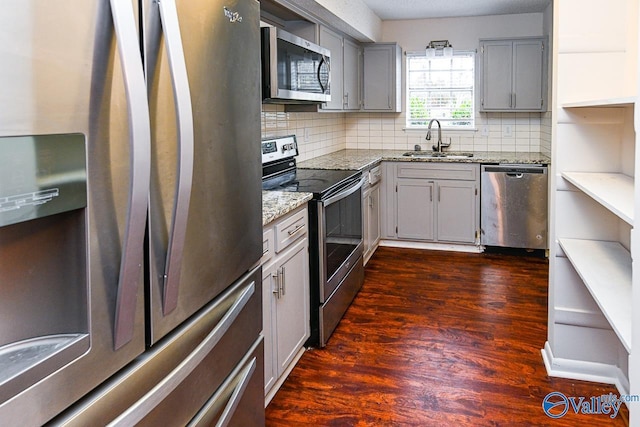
[561,171,634,225]
[558,238,632,352]
[562,97,637,109]
[546,1,640,423]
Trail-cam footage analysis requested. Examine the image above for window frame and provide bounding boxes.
[405,50,476,130]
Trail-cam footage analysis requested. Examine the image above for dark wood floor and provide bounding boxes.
[265,247,628,426]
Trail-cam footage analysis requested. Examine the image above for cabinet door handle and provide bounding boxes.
[509,92,513,108]
[280,267,286,296]
[272,272,280,299]
[438,186,441,202]
[368,195,373,208]
[512,93,516,108]
[287,223,305,236]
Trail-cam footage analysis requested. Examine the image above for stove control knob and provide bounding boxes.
[282,143,295,153]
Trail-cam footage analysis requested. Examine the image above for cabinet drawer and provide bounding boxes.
[368,165,382,185]
[396,162,478,181]
[274,208,307,253]
[261,228,274,265]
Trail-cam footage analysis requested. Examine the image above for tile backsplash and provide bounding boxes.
[261,104,552,160]
[261,104,346,162]
[344,111,550,155]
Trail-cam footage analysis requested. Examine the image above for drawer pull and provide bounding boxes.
[110,280,255,425]
[287,224,305,236]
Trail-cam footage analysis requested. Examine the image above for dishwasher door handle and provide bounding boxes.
[506,173,524,178]
[482,166,546,174]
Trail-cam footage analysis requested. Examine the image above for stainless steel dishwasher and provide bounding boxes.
[480,164,548,249]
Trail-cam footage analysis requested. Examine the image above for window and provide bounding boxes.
[406,52,475,129]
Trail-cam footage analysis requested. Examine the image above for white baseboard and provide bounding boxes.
[379,239,482,253]
[541,341,630,397]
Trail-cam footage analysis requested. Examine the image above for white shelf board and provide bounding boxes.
[562,97,636,108]
[558,238,632,352]
[561,172,634,225]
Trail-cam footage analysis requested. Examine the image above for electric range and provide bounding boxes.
[261,135,364,347]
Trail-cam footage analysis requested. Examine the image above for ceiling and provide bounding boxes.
[360,0,552,20]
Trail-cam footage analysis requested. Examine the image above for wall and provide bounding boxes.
[345,12,550,154]
[281,0,381,42]
[314,0,381,42]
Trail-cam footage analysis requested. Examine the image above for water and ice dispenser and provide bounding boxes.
[0,134,88,405]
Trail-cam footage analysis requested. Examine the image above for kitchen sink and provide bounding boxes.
[402,151,474,159]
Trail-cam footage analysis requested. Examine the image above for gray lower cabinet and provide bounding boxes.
[261,206,310,404]
[396,178,434,240]
[386,162,479,244]
[436,180,478,243]
[362,166,382,263]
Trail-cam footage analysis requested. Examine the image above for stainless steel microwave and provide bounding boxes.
[261,27,331,103]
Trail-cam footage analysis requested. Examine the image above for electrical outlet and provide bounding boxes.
[481,125,489,137]
[304,127,310,142]
[504,125,512,137]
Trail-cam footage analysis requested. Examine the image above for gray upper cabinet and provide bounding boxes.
[363,43,402,112]
[479,37,547,112]
[343,38,361,110]
[319,26,344,110]
[319,26,361,111]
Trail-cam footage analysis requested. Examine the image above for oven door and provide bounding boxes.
[319,177,364,302]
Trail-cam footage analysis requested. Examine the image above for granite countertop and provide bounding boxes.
[263,149,550,224]
[262,191,312,226]
[297,149,551,171]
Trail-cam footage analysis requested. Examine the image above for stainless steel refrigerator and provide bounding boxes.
[0,0,263,425]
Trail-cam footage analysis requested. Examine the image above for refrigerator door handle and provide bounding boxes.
[110,0,152,350]
[110,281,256,426]
[157,0,195,315]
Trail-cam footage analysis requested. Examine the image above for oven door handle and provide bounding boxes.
[323,177,365,207]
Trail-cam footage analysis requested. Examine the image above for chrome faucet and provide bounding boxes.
[426,118,443,152]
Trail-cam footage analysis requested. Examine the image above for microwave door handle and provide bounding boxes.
[318,55,329,93]
[110,0,152,350]
[158,0,195,315]
[323,177,365,207]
